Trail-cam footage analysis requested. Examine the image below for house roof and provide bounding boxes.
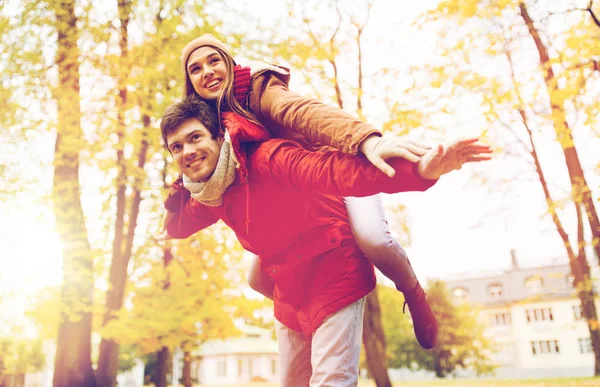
[441,260,595,307]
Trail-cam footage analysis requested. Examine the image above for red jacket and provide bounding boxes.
[166,113,436,336]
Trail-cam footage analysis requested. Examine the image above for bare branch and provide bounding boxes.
[502,33,575,255]
[588,0,600,28]
[330,1,344,109]
[350,2,372,120]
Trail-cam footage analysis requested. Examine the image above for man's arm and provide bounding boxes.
[163,193,219,239]
[257,140,436,197]
[257,138,491,196]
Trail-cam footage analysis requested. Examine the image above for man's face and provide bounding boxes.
[186,46,228,101]
[166,118,223,182]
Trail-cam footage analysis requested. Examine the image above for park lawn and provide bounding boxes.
[194,376,600,387]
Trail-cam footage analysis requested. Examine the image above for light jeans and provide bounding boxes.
[275,298,366,387]
[344,194,417,292]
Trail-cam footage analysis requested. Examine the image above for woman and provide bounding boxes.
[170,33,438,350]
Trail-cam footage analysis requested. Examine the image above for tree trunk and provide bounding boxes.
[434,357,443,378]
[182,351,192,387]
[511,44,600,375]
[521,101,600,376]
[50,2,96,386]
[574,204,600,374]
[519,3,600,374]
[350,10,392,384]
[155,347,170,387]
[362,289,392,387]
[153,248,174,387]
[519,2,600,265]
[96,2,137,385]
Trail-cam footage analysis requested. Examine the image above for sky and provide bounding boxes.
[1,0,599,311]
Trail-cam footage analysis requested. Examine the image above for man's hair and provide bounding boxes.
[160,96,222,148]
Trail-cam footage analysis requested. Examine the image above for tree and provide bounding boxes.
[0,304,46,387]
[49,1,97,385]
[382,281,497,378]
[503,25,600,374]
[377,285,418,370]
[100,224,239,383]
[420,0,600,374]
[95,0,136,383]
[0,337,45,387]
[96,2,223,384]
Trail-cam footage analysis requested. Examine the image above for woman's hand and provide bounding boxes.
[417,138,492,180]
[359,134,430,178]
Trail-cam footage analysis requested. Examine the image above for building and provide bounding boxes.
[443,250,598,379]
[172,324,279,385]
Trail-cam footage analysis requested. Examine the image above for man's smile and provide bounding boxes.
[187,157,206,168]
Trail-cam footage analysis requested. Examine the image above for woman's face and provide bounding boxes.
[186,46,229,101]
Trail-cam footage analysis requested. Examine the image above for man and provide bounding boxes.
[160,96,491,386]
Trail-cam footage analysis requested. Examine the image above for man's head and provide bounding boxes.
[161,97,224,182]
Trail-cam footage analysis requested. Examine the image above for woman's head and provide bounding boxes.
[181,34,262,126]
[181,34,235,101]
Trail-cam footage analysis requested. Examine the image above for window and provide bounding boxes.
[491,312,511,326]
[248,359,254,377]
[531,340,560,355]
[579,338,593,354]
[217,360,227,377]
[271,359,277,375]
[525,276,544,294]
[489,283,503,298]
[573,305,584,320]
[238,359,244,376]
[525,307,553,323]
[452,287,468,301]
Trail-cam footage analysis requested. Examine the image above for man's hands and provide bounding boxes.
[155,210,177,242]
[359,134,430,178]
[417,137,492,180]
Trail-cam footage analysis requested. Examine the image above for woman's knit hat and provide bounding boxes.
[181,34,233,73]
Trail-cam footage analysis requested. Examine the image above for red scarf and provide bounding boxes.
[233,65,252,106]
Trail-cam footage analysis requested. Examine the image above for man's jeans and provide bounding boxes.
[275,297,366,386]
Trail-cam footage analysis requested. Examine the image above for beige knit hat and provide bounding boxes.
[181,34,233,72]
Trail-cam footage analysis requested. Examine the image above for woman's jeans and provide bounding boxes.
[344,194,417,292]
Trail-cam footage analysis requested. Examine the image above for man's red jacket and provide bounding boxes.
[165,113,437,336]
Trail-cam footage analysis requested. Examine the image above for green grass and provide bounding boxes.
[194,377,600,387]
[363,377,599,386]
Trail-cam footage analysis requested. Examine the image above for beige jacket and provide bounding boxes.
[245,62,381,155]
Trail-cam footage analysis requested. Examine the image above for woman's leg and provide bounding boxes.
[343,194,417,292]
[344,194,438,349]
